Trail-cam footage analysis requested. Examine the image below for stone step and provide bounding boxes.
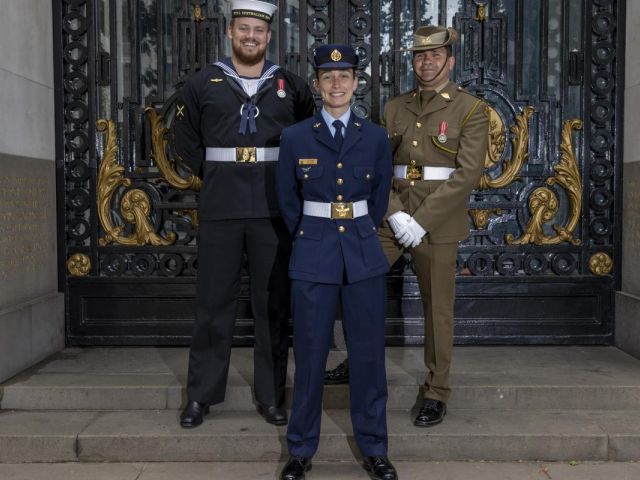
[4,377,640,412]
[3,346,640,412]
[0,408,639,463]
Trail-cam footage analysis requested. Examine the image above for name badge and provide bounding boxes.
[298,158,318,165]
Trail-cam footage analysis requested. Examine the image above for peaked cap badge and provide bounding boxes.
[330,49,342,62]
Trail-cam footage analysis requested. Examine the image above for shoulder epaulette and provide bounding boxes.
[456,85,484,101]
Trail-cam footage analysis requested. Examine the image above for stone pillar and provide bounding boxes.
[616,1,640,359]
[0,1,64,382]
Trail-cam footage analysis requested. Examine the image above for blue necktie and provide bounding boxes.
[333,120,344,150]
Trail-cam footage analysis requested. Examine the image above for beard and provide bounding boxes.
[232,41,267,67]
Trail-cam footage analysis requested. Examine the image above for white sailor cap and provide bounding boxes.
[230,0,278,23]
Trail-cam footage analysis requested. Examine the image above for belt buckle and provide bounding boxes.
[331,202,354,219]
[236,147,257,163]
[406,165,423,180]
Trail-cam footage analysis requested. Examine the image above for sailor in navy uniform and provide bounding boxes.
[174,0,314,429]
[277,45,397,480]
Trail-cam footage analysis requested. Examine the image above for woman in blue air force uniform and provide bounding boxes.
[276,45,397,480]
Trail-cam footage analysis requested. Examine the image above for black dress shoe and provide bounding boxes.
[180,400,209,428]
[414,398,446,427]
[257,403,288,425]
[363,456,397,480]
[324,360,349,385]
[280,455,312,480]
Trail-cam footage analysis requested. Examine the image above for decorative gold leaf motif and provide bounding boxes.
[506,119,583,245]
[145,107,201,191]
[484,105,506,169]
[588,252,613,276]
[469,209,502,230]
[475,4,486,22]
[67,253,91,277]
[506,187,559,245]
[96,118,176,246]
[192,3,206,22]
[480,106,534,190]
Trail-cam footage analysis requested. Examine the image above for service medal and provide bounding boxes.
[438,120,448,143]
[277,78,286,98]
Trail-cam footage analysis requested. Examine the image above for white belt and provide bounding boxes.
[205,147,280,163]
[394,165,455,180]
[303,200,368,220]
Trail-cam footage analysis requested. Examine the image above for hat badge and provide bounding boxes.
[330,49,342,62]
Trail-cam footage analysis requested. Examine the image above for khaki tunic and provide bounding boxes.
[379,81,488,402]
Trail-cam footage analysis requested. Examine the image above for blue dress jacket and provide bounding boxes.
[277,112,393,284]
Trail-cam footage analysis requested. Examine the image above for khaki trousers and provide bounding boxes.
[379,225,457,403]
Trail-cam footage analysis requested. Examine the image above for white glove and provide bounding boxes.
[406,217,427,248]
[388,211,416,248]
[388,211,411,235]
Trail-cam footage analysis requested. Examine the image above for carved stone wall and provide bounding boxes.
[0,1,64,382]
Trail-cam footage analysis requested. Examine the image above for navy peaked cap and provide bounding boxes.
[313,44,359,70]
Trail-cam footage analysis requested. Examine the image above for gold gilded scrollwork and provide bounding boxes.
[506,118,583,246]
[469,209,502,230]
[545,119,583,245]
[589,252,613,276]
[145,107,201,191]
[96,119,176,246]
[475,4,487,22]
[67,253,91,277]
[480,106,534,190]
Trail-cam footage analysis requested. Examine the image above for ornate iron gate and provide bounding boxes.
[54,0,625,345]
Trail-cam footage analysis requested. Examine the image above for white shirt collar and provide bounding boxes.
[320,107,352,137]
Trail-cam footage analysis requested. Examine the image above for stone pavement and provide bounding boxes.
[1,461,640,480]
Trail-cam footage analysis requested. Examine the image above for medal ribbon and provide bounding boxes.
[439,121,448,138]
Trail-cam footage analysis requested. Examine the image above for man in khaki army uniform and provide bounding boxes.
[325,25,488,428]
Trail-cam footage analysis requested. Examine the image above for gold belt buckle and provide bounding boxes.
[406,165,423,180]
[331,202,354,219]
[236,147,257,163]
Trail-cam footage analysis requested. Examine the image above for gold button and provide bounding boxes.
[410,159,416,166]
[304,173,309,179]
[299,230,304,236]
[337,162,343,169]
[416,122,422,128]
[338,226,345,233]
[409,181,415,186]
[337,178,344,185]
[336,194,344,201]
[412,140,418,147]
[365,173,371,180]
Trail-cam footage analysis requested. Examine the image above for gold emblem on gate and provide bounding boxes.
[406,165,422,180]
[331,202,353,219]
[236,147,257,163]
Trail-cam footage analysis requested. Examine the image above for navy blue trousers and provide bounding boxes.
[287,275,388,458]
